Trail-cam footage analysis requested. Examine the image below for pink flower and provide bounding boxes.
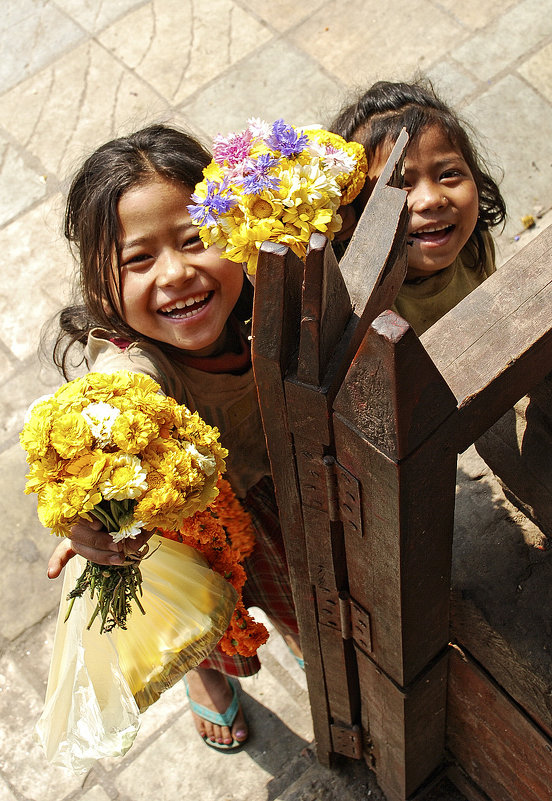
[213,129,254,166]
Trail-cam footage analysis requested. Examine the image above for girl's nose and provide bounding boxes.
[408,182,447,214]
[156,249,196,286]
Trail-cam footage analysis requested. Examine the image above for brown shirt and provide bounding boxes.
[392,231,496,336]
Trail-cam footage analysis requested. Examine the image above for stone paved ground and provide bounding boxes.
[1,1,551,799]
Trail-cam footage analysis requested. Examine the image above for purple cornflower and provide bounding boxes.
[266,118,308,157]
[187,180,237,227]
[213,129,254,166]
[238,154,280,194]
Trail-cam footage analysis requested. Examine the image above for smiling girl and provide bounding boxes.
[331,80,506,334]
[47,124,301,752]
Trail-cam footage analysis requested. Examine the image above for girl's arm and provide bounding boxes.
[47,520,152,578]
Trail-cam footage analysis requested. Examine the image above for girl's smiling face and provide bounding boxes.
[117,175,243,356]
[362,124,479,279]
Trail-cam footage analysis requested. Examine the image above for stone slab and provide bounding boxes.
[0,357,62,443]
[55,0,149,33]
[519,41,552,104]
[181,38,345,141]
[98,0,272,106]
[0,41,169,181]
[0,135,47,227]
[288,0,464,89]
[451,0,552,82]
[0,653,83,800]
[239,0,327,32]
[0,1,85,93]
[0,198,73,362]
[81,787,111,801]
[0,444,62,640]
[434,0,518,31]
[463,75,552,239]
[423,61,478,108]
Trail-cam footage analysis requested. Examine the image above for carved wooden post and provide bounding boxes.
[332,312,457,798]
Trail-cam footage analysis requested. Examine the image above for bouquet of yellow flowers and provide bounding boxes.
[20,370,228,632]
[188,118,367,274]
[22,370,267,772]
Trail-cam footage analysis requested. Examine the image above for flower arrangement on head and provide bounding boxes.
[20,371,230,634]
[187,118,367,274]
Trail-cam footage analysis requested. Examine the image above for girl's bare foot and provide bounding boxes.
[185,667,248,747]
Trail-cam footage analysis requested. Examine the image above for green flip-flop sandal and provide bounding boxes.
[183,676,245,751]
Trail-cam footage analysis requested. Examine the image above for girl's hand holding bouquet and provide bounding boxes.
[21,370,227,633]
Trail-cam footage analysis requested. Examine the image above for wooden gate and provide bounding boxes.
[251,131,552,801]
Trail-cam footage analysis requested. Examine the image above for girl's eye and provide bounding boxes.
[182,233,202,249]
[122,253,152,269]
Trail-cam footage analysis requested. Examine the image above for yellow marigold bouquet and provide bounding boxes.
[188,118,367,274]
[20,370,227,633]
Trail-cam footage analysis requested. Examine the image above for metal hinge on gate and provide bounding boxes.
[317,588,373,655]
[323,455,363,538]
[331,722,363,759]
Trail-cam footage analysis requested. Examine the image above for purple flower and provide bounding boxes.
[187,180,237,227]
[266,119,308,157]
[213,129,254,166]
[238,154,280,194]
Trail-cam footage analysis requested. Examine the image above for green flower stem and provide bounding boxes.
[90,504,117,531]
[66,560,145,633]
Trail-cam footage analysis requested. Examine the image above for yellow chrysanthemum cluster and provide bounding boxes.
[20,371,227,540]
[188,118,367,274]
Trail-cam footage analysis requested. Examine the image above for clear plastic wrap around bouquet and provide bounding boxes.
[187,118,367,274]
[35,534,236,773]
[20,370,264,771]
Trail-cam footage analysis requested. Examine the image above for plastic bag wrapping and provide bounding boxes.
[35,534,237,773]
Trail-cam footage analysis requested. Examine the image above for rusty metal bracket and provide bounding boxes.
[317,588,373,655]
[323,455,363,537]
[331,723,363,759]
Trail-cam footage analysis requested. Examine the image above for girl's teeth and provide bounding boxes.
[412,225,454,241]
[161,293,209,315]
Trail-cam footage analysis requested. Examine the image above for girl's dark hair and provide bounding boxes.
[330,79,506,249]
[53,124,250,378]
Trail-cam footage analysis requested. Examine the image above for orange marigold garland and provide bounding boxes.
[161,477,269,657]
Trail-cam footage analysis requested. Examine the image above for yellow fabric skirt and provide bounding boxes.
[36,534,237,773]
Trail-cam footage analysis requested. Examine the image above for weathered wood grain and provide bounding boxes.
[252,240,333,763]
[447,646,552,801]
[421,224,552,451]
[333,310,457,460]
[450,588,552,740]
[357,649,448,801]
[297,232,351,386]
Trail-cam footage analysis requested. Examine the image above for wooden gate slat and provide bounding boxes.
[447,646,552,801]
[297,232,351,386]
[252,241,333,764]
[332,317,457,683]
[421,224,552,370]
